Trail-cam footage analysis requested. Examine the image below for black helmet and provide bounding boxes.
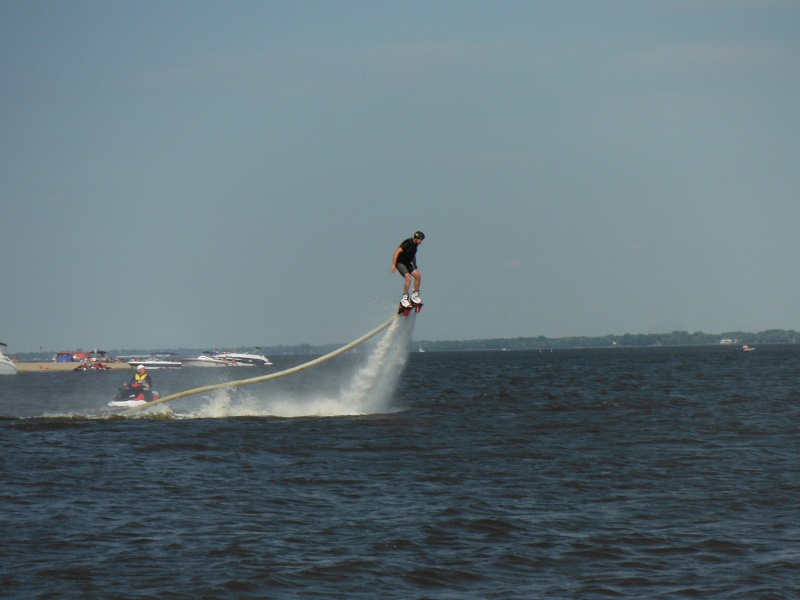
[413,231,425,240]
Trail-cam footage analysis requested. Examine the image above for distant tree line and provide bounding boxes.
[413,329,800,352]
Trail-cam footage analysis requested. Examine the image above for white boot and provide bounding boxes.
[401,294,412,308]
[411,291,422,305]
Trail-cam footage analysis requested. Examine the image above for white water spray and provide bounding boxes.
[195,314,417,418]
[338,314,414,412]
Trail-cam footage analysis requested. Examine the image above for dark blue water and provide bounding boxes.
[1,338,799,598]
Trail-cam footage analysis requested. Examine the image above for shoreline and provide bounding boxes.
[15,362,132,372]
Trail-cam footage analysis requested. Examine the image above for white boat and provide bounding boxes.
[0,343,17,375]
[212,348,272,367]
[181,352,233,368]
[120,353,182,369]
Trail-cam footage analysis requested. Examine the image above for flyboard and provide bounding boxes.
[115,312,403,415]
[398,300,423,317]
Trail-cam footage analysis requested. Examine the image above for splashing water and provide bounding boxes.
[194,315,415,418]
[339,315,413,412]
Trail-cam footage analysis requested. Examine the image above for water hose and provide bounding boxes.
[120,313,398,415]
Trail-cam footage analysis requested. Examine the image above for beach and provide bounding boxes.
[14,361,132,372]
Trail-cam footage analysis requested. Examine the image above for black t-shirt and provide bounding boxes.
[397,238,418,268]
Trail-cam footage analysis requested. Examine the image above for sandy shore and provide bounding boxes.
[15,362,132,372]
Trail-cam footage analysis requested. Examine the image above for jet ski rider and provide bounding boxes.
[125,364,154,402]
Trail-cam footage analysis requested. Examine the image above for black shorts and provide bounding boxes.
[397,263,416,277]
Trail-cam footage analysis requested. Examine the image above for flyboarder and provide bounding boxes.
[391,231,425,309]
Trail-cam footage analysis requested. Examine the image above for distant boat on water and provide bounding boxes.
[211,348,272,367]
[0,342,17,375]
[181,352,234,368]
[119,353,182,369]
[181,349,273,367]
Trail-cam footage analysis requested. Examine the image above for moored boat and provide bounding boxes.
[119,353,182,369]
[212,348,272,367]
[0,343,17,375]
[181,352,233,368]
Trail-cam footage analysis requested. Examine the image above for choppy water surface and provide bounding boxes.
[1,338,799,598]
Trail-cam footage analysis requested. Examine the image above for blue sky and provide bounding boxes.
[2,1,799,352]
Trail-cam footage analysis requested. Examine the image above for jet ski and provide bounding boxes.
[108,385,160,407]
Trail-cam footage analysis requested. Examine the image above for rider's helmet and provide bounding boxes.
[413,231,425,240]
